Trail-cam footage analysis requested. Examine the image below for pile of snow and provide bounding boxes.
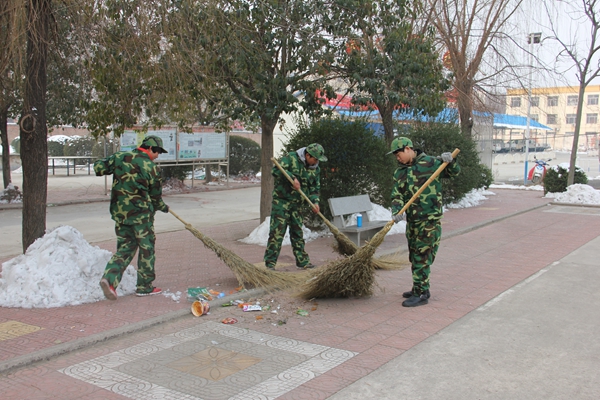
[239,203,405,247]
[446,188,496,209]
[546,184,600,205]
[0,183,22,204]
[0,226,136,308]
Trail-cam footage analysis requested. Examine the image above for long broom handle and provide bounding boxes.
[270,157,342,230]
[394,148,461,218]
[169,208,191,226]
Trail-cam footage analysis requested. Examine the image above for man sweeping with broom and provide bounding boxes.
[264,143,327,270]
[389,137,460,307]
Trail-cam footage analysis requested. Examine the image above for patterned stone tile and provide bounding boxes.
[59,321,356,400]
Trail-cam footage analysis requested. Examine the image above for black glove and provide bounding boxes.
[163,204,169,213]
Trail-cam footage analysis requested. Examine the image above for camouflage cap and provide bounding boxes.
[387,137,413,155]
[142,135,167,154]
[306,143,327,162]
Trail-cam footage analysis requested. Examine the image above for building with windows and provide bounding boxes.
[506,85,600,151]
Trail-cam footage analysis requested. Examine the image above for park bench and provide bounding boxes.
[328,194,388,246]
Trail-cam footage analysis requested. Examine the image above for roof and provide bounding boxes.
[492,113,553,131]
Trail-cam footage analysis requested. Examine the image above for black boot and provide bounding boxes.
[402,289,430,299]
[402,293,429,307]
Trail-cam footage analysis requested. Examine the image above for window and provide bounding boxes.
[587,113,598,124]
[530,114,539,122]
[567,95,578,106]
[547,114,557,124]
[566,114,577,124]
[530,97,539,107]
[589,94,599,106]
[510,97,521,107]
[547,96,558,107]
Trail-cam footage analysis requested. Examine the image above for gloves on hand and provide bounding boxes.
[441,152,453,163]
[392,212,405,223]
[163,204,169,213]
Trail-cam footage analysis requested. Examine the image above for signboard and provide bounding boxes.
[178,132,227,160]
[120,129,177,161]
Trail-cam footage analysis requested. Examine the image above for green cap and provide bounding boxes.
[387,137,413,155]
[142,135,167,154]
[306,143,327,162]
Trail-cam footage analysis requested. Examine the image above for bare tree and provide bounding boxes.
[427,0,525,137]
[543,0,600,185]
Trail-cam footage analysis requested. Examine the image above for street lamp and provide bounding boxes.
[524,32,542,185]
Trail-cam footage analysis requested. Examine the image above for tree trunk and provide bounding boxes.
[20,0,50,252]
[567,84,587,186]
[259,117,276,223]
[1,106,11,188]
[455,81,474,138]
[376,102,395,147]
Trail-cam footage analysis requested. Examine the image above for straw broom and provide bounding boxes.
[169,209,306,290]
[298,148,460,299]
[271,158,403,270]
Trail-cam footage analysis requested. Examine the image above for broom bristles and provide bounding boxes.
[182,224,306,290]
[297,221,397,299]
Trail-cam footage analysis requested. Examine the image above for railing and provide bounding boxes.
[48,156,97,176]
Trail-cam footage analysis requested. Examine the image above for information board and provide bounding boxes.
[178,132,227,160]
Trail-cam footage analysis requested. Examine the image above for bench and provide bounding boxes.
[328,194,388,246]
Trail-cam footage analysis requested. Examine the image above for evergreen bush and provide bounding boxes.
[47,140,65,157]
[162,165,193,182]
[543,165,588,195]
[63,136,97,164]
[284,117,395,223]
[229,135,261,175]
[403,121,493,204]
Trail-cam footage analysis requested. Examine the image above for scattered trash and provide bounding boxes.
[296,309,309,316]
[243,304,262,312]
[255,315,263,320]
[221,300,237,307]
[222,317,238,324]
[187,287,212,301]
[191,300,210,317]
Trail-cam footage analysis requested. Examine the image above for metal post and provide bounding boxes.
[524,32,542,185]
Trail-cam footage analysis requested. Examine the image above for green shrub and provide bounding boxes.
[284,117,395,223]
[229,135,261,175]
[543,165,588,195]
[47,140,65,157]
[92,137,118,158]
[162,165,193,182]
[403,121,493,204]
[63,136,97,164]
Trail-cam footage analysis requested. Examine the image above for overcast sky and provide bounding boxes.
[516,0,600,88]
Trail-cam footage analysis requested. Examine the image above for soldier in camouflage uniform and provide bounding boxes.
[95,135,170,300]
[264,143,327,270]
[389,137,460,307]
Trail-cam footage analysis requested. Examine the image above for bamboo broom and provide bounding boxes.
[298,148,460,299]
[271,157,405,270]
[169,209,306,290]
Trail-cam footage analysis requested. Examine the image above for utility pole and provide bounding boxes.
[524,32,542,185]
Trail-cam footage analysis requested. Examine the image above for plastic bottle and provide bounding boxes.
[356,213,362,227]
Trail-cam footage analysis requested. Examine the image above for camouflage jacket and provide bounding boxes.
[272,149,320,205]
[94,149,167,225]
[391,150,460,221]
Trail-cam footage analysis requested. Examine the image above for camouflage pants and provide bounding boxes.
[406,219,442,294]
[264,199,310,268]
[101,219,157,293]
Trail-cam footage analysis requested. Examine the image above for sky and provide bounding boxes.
[1,184,600,309]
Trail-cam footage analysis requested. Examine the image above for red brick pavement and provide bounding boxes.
[1,187,599,399]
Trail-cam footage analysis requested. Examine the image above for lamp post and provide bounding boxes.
[524,32,542,185]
